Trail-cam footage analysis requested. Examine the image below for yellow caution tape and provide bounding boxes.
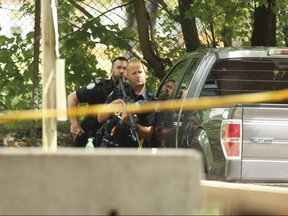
[1,88,288,122]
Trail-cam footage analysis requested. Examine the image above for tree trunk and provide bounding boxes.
[132,0,166,80]
[284,27,288,47]
[178,0,200,52]
[30,0,41,146]
[251,0,276,46]
[221,12,233,47]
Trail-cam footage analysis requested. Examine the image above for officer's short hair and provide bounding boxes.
[112,56,128,67]
[165,79,175,84]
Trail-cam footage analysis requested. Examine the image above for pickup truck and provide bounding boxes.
[155,47,288,184]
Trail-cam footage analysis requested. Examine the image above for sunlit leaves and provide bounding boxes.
[1,0,287,113]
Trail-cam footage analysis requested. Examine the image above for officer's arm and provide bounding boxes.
[67,91,84,137]
[97,99,125,123]
[121,111,154,141]
[67,91,79,123]
[137,125,154,140]
[97,112,111,123]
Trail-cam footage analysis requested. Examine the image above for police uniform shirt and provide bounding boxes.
[106,85,155,126]
[75,78,114,131]
[76,78,114,105]
[104,85,156,147]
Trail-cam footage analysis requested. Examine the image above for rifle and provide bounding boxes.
[116,76,141,145]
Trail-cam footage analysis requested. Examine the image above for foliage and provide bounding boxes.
[154,8,186,62]
[0,32,34,111]
[0,0,288,114]
[182,0,253,47]
[58,0,134,93]
[274,0,288,46]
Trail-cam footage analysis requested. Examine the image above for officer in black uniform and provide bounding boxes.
[152,79,176,148]
[67,56,128,147]
[97,59,156,148]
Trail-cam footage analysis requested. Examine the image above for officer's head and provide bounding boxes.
[111,56,128,82]
[126,59,147,89]
[159,79,175,100]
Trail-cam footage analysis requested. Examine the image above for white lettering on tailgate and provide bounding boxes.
[250,137,273,143]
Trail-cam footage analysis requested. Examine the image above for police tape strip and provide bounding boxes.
[1,88,288,122]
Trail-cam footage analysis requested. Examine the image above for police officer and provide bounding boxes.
[67,56,128,147]
[158,79,175,100]
[152,81,187,148]
[152,79,176,147]
[97,59,156,148]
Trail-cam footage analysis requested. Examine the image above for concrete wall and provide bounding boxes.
[0,148,204,215]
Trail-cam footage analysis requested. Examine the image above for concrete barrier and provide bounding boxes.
[0,148,204,215]
[202,180,288,215]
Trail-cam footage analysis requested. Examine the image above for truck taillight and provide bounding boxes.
[220,120,242,159]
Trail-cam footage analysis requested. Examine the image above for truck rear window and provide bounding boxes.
[201,58,288,97]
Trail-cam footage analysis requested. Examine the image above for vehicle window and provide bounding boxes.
[155,58,198,148]
[157,60,187,100]
[175,59,198,99]
[200,58,288,98]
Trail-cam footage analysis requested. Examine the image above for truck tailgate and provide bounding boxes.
[242,104,288,181]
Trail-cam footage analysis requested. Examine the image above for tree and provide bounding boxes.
[251,0,276,46]
[1,0,288,143]
[1,0,288,114]
[177,0,200,51]
[132,0,167,80]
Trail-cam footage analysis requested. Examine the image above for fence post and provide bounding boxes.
[41,0,57,150]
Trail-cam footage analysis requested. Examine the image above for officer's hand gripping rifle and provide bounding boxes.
[116,76,140,145]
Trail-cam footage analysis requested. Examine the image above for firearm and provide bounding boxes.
[116,76,140,145]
